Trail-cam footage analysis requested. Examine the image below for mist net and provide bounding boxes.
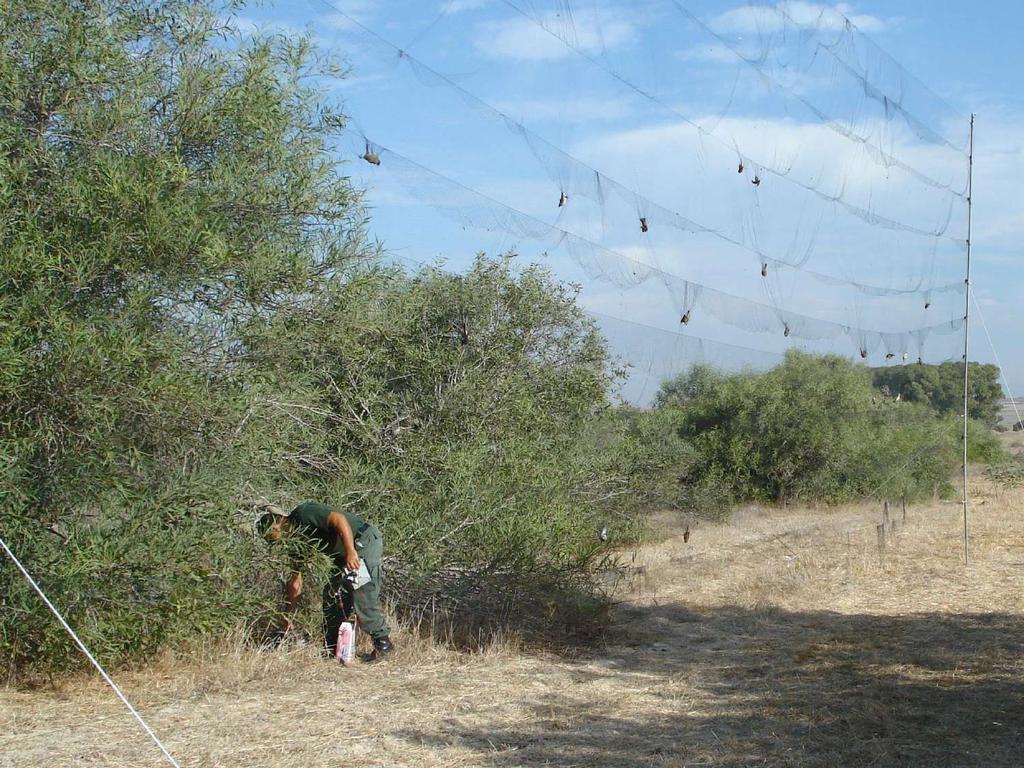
[286,0,971,404]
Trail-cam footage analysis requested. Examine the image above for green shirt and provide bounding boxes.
[288,501,367,562]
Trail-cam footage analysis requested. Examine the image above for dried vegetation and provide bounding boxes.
[3,444,1023,767]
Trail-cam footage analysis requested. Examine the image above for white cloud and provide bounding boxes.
[320,13,357,31]
[559,110,1024,380]
[675,42,836,100]
[573,115,970,275]
[492,96,633,123]
[832,2,887,31]
[228,3,373,41]
[319,1,378,31]
[474,11,636,61]
[676,43,741,64]
[710,2,886,35]
[676,6,881,96]
[443,0,491,12]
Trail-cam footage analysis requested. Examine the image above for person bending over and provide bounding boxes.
[260,501,393,662]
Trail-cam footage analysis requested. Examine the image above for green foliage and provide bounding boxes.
[872,362,1004,426]
[651,364,725,409]
[580,405,697,534]
[1,0,371,677]
[3,0,1004,679]
[659,352,971,508]
[586,405,753,525]
[1,1,635,676]
[242,256,620,632]
[677,465,735,522]
[966,419,1009,465]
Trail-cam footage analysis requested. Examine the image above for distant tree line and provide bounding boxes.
[650,354,1004,513]
[871,362,1003,426]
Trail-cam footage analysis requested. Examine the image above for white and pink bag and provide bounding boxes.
[336,619,357,665]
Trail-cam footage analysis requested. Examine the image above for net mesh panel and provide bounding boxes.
[301,0,969,403]
[380,252,787,405]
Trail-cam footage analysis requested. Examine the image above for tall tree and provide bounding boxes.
[0,0,369,673]
[872,362,1004,425]
[0,1,624,676]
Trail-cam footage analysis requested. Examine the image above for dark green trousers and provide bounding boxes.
[321,525,390,651]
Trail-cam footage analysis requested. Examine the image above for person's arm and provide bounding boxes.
[285,571,303,607]
[326,511,360,572]
[280,571,303,631]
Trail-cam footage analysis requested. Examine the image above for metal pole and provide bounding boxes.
[962,114,975,566]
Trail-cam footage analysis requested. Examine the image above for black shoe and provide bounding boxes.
[364,636,394,663]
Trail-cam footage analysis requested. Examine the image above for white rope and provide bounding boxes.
[971,288,1023,427]
[0,535,182,768]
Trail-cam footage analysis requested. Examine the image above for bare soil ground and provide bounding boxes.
[3,466,1023,767]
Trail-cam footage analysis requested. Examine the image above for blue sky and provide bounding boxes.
[234,1,1023,402]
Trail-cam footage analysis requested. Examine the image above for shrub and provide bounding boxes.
[660,352,971,508]
[967,419,1009,464]
[582,406,696,524]
[0,0,369,677]
[246,256,620,636]
[0,1,632,677]
[872,362,1005,426]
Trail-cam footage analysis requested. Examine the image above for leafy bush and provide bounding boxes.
[246,256,620,635]
[652,365,725,410]
[1,0,366,677]
[3,0,1005,680]
[967,419,1009,465]
[0,1,639,677]
[660,352,974,508]
[872,362,1005,426]
[571,406,700,539]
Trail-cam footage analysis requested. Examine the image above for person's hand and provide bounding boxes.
[345,551,361,573]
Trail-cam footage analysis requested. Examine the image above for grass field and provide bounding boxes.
[2,444,1023,767]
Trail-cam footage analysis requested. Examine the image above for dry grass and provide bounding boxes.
[998,428,1024,461]
[3,461,1023,767]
